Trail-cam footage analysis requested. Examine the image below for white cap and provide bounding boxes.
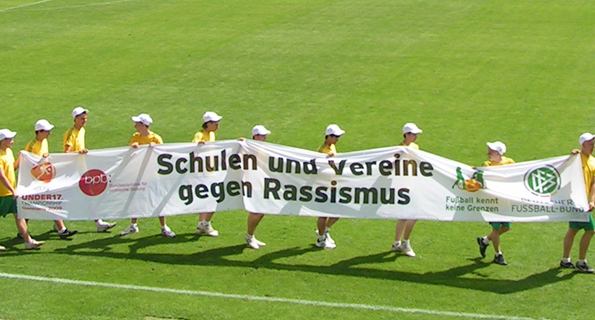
[131,113,153,126]
[325,124,345,136]
[402,123,423,134]
[580,133,595,146]
[252,125,271,136]
[35,119,54,131]
[202,111,222,123]
[72,107,89,119]
[0,129,17,140]
[486,141,507,155]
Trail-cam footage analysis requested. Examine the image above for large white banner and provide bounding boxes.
[16,140,590,222]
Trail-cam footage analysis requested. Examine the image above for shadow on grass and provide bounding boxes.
[25,232,579,295]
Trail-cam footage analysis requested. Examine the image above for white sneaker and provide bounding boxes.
[97,221,117,232]
[161,227,176,238]
[246,235,260,249]
[196,221,219,237]
[24,239,44,249]
[315,235,336,249]
[402,243,416,257]
[325,232,335,245]
[391,242,403,252]
[119,224,139,236]
[0,245,5,251]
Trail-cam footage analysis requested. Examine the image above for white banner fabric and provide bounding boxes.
[16,140,590,222]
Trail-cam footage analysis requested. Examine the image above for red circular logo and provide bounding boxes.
[79,169,108,196]
[30,162,56,183]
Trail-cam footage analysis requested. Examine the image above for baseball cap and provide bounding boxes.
[486,141,507,155]
[252,125,271,136]
[326,124,345,136]
[131,113,153,126]
[579,133,595,146]
[0,129,17,140]
[35,119,54,131]
[202,111,222,123]
[72,107,89,119]
[402,123,423,134]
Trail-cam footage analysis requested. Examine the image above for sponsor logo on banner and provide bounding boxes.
[30,162,56,183]
[79,169,109,196]
[452,167,485,193]
[524,165,561,196]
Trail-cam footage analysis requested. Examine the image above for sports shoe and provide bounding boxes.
[245,235,266,249]
[391,242,403,252]
[161,227,176,238]
[119,224,139,236]
[477,237,489,258]
[0,245,5,251]
[24,239,45,250]
[58,228,78,239]
[493,254,507,265]
[560,260,576,269]
[196,221,219,237]
[315,235,336,249]
[576,261,595,273]
[402,242,416,257]
[97,221,117,232]
[325,232,335,245]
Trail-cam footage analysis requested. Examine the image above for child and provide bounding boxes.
[560,133,595,273]
[0,129,44,250]
[476,141,515,265]
[391,123,423,257]
[63,107,117,232]
[315,124,345,249]
[119,114,176,238]
[23,119,77,239]
[244,125,271,249]
[193,111,222,236]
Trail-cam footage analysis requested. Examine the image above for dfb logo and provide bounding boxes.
[79,169,109,196]
[30,162,56,183]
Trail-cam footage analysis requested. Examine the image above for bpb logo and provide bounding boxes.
[524,165,561,196]
[79,169,109,196]
[30,162,56,183]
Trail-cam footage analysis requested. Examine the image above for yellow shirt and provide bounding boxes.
[192,130,215,143]
[401,142,419,150]
[318,143,337,155]
[482,156,515,167]
[63,126,86,152]
[129,132,163,146]
[24,138,49,156]
[0,148,16,197]
[581,153,595,197]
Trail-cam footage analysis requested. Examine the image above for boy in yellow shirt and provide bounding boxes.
[23,120,77,239]
[193,111,222,236]
[63,107,116,232]
[315,124,345,249]
[0,129,44,250]
[476,141,515,265]
[119,114,175,238]
[243,125,271,249]
[560,133,595,273]
[392,123,423,257]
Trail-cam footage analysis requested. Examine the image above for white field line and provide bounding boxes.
[0,0,54,13]
[23,0,134,11]
[0,272,552,320]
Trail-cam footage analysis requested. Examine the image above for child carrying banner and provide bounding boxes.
[315,124,345,249]
[119,114,176,238]
[476,141,515,265]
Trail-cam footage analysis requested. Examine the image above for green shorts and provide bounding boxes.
[569,215,595,231]
[0,196,17,218]
[489,222,511,230]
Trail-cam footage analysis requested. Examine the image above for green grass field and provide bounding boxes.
[1,0,595,319]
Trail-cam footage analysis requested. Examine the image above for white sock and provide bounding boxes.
[58,227,66,233]
[562,258,571,263]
